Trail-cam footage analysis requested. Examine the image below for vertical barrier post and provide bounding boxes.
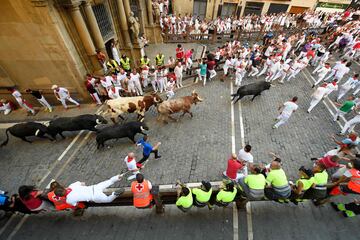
[151,186,165,214]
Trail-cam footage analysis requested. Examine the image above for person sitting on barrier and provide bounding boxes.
[264,158,291,202]
[211,181,237,207]
[223,153,244,181]
[329,158,360,196]
[18,185,54,212]
[131,173,154,209]
[311,155,348,180]
[192,181,212,208]
[65,175,124,207]
[0,192,32,214]
[175,181,193,212]
[289,166,314,205]
[238,164,266,200]
[47,181,86,212]
[331,199,360,218]
[302,163,329,204]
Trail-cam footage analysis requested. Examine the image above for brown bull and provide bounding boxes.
[106,93,163,123]
[157,90,203,123]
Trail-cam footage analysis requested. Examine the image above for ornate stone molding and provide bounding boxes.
[30,0,48,7]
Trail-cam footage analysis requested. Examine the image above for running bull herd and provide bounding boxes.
[0,82,271,149]
[0,90,206,149]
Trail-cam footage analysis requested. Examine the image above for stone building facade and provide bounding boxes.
[0,0,161,104]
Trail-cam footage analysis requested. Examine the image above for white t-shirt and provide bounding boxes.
[108,87,122,99]
[174,65,183,76]
[282,101,298,116]
[66,181,94,206]
[55,87,70,99]
[312,86,328,99]
[238,149,253,163]
[117,73,127,85]
[124,156,137,171]
[101,77,113,89]
[130,73,140,84]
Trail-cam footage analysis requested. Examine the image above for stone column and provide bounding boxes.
[69,3,96,56]
[116,0,132,47]
[138,0,146,35]
[146,0,154,25]
[123,0,131,17]
[83,1,105,51]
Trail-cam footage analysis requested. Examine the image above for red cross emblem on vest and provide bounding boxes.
[135,183,144,192]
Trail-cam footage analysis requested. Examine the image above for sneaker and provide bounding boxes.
[336,132,345,136]
[272,125,278,129]
[48,109,53,113]
[155,155,162,159]
[330,202,341,211]
[311,85,315,88]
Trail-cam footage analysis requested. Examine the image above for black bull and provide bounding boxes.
[1,122,53,146]
[47,114,108,139]
[231,81,271,103]
[96,121,149,149]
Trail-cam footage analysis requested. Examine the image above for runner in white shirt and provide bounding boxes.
[10,88,35,115]
[273,97,298,129]
[174,62,183,88]
[235,63,246,87]
[257,57,272,77]
[337,74,359,101]
[100,76,113,91]
[130,69,143,96]
[307,84,328,113]
[237,144,254,177]
[313,63,331,87]
[124,152,140,181]
[334,62,351,83]
[51,85,80,109]
[66,175,123,207]
[107,86,122,99]
[117,70,127,88]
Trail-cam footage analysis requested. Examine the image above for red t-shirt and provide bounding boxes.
[306,50,315,59]
[176,48,184,59]
[317,156,339,169]
[226,159,243,180]
[21,191,42,210]
[207,60,216,70]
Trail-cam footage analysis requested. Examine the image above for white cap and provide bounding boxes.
[51,85,58,90]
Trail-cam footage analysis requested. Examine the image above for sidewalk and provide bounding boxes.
[0,103,101,124]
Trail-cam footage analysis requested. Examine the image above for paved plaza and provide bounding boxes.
[1,49,360,239]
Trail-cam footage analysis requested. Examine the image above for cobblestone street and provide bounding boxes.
[1,55,360,240]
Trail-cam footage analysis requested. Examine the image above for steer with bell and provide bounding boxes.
[157,90,203,123]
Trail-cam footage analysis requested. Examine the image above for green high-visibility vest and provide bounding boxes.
[192,188,212,203]
[266,169,289,187]
[216,188,237,203]
[313,171,328,186]
[140,58,150,66]
[296,177,314,191]
[155,54,164,66]
[120,57,130,70]
[245,174,266,190]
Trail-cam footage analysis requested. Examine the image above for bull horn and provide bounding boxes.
[96,119,102,125]
[192,90,196,94]
[140,126,145,132]
[197,96,204,101]
[154,97,160,103]
[140,118,144,122]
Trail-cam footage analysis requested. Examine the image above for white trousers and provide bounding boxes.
[271,71,286,83]
[235,73,243,86]
[176,74,183,87]
[0,106,11,115]
[324,69,336,81]
[314,74,327,86]
[274,113,290,128]
[257,65,268,77]
[307,97,322,112]
[209,69,217,80]
[59,97,79,109]
[151,80,158,92]
[37,96,52,110]
[166,90,175,99]
[16,99,34,113]
[157,79,165,93]
[337,87,351,101]
[91,175,120,203]
[249,66,259,77]
[341,115,360,134]
[333,109,346,121]
[90,93,102,105]
[134,81,143,95]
